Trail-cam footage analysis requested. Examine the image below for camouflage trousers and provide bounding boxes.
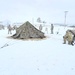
[63,35,73,45]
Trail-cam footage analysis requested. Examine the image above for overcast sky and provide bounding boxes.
[0,0,75,25]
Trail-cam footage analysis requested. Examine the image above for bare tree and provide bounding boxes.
[37,17,41,23]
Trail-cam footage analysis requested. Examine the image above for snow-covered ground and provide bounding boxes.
[0,25,75,75]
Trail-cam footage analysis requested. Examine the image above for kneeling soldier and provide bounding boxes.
[63,30,74,45]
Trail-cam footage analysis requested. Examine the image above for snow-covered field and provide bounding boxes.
[0,25,75,75]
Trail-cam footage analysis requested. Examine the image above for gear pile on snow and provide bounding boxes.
[12,21,45,39]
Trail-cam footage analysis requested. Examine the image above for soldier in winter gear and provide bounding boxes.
[39,24,42,31]
[7,25,12,34]
[63,29,75,45]
[51,24,54,34]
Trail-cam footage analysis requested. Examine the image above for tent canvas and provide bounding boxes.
[12,21,45,39]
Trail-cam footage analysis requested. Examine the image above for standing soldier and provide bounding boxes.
[39,24,42,31]
[51,24,54,34]
[7,25,12,34]
[45,27,48,34]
